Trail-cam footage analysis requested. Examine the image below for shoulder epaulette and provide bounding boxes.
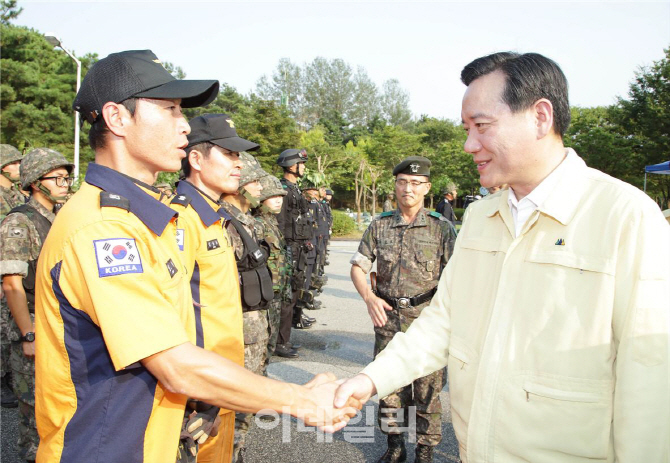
[100,192,130,211]
[380,211,394,218]
[170,194,192,207]
[429,211,448,221]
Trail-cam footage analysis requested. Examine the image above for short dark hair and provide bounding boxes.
[461,52,570,137]
[181,142,214,178]
[87,98,138,150]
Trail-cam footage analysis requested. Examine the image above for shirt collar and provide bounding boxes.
[390,208,429,228]
[85,163,177,236]
[487,148,588,225]
[176,181,220,227]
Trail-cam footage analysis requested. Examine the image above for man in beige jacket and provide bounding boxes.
[334,52,670,462]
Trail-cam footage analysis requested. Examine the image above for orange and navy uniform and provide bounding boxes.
[34,163,195,463]
[170,180,244,463]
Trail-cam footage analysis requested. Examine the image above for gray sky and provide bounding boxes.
[17,1,670,121]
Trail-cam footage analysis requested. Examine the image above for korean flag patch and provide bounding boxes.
[94,238,144,277]
[176,229,185,251]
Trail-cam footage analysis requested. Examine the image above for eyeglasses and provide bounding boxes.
[395,179,429,188]
[40,176,74,187]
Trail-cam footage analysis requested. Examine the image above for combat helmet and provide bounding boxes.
[0,144,23,182]
[20,148,73,202]
[276,149,308,168]
[300,177,320,191]
[239,152,268,188]
[258,175,287,203]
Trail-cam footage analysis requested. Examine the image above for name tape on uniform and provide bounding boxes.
[94,238,144,277]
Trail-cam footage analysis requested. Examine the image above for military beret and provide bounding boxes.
[392,156,431,177]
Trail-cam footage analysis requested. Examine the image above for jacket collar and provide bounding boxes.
[85,163,177,236]
[484,148,588,226]
[176,181,220,227]
[390,207,429,228]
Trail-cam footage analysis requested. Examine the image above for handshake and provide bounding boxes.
[294,372,377,432]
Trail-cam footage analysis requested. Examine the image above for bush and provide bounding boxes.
[453,208,464,221]
[331,210,356,236]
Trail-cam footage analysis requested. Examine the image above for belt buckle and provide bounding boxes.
[397,297,410,309]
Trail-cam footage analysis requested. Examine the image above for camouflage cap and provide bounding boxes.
[258,175,287,202]
[238,152,268,188]
[300,177,319,191]
[20,148,74,190]
[1,144,23,169]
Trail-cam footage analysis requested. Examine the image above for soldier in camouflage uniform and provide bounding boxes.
[1,144,25,409]
[382,193,394,213]
[220,152,273,463]
[302,179,328,303]
[252,175,296,359]
[0,148,73,462]
[350,156,456,463]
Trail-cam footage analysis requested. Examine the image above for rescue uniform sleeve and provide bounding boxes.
[59,220,191,371]
[361,229,458,398]
[350,221,376,274]
[611,203,670,461]
[0,214,34,277]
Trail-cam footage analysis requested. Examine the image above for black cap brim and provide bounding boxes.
[211,137,260,153]
[134,79,220,108]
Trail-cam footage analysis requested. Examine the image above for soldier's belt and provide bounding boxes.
[378,287,437,310]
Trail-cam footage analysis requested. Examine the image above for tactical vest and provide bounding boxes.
[280,179,314,241]
[226,216,274,311]
[7,203,52,311]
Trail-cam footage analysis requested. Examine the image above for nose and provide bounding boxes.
[179,114,190,135]
[463,131,481,154]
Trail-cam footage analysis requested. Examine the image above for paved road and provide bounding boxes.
[1,240,459,462]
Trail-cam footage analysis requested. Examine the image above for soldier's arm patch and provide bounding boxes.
[93,238,144,277]
[350,251,373,273]
[7,226,27,239]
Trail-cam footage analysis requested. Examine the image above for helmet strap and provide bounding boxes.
[241,187,260,209]
[35,180,69,205]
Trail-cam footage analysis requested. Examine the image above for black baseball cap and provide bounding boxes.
[73,49,219,124]
[187,114,259,152]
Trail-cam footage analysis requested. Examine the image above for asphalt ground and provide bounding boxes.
[1,240,459,463]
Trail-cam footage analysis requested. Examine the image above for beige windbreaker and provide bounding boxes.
[363,150,670,462]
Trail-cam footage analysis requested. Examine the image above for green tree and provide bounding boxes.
[1,0,22,25]
[616,47,670,206]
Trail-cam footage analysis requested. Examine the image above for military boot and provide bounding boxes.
[274,344,299,358]
[414,444,434,463]
[377,434,406,463]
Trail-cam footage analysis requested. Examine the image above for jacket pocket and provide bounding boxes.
[496,375,613,461]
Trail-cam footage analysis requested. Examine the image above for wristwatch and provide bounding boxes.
[20,332,35,342]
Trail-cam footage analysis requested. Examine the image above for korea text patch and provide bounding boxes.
[94,238,144,277]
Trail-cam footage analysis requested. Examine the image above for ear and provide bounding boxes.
[101,101,134,138]
[533,99,554,139]
[188,150,204,173]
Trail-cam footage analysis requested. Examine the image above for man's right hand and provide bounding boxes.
[22,340,35,359]
[364,292,393,327]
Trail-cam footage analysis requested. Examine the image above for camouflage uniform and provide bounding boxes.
[382,198,394,213]
[350,208,456,447]
[221,154,272,462]
[253,176,291,361]
[0,197,56,461]
[1,144,25,392]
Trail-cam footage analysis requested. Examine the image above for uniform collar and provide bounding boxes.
[219,200,253,226]
[484,148,589,226]
[85,163,177,236]
[176,181,220,227]
[27,196,56,223]
[390,207,429,228]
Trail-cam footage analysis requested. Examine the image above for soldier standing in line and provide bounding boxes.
[276,149,315,333]
[0,148,73,463]
[0,144,25,410]
[349,156,457,463]
[252,175,297,359]
[302,179,328,304]
[382,193,394,213]
[220,153,274,463]
[323,188,334,266]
